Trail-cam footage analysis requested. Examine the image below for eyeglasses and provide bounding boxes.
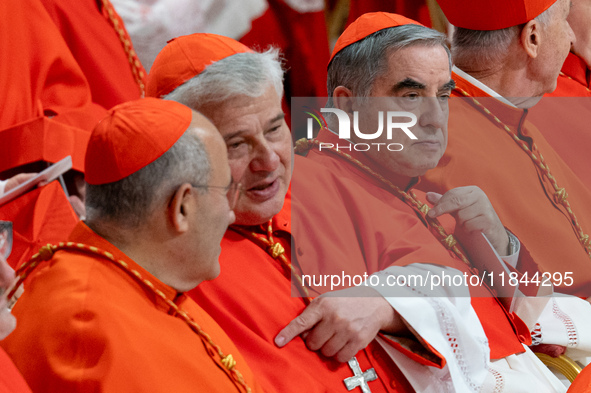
[191,178,242,210]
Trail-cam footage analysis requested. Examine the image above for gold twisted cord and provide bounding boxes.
[100,0,146,96]
[558,71,591,93]
[456,87,591,258]
[294,138,473,268]
[10,243,251,393]
[231,221,313,304]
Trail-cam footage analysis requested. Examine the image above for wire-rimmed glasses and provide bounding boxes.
[191,178,242,210]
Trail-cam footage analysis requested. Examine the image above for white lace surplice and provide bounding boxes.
[371,263,577,393]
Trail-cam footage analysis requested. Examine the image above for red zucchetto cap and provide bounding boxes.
[437,0,558,30]
[329,12,422,65]
[146,33,253,98]
[85,98,192,185]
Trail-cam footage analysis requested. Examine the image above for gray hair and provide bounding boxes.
[85,128,210,228]
[164,49,285,108]
[326,24,451,106]
[452,0,560,68]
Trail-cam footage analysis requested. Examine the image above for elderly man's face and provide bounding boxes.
[200,85,293,226]
[189,120,236,283]
[537,0,575,93]
[352,44,453,178]
[568,0,591,67]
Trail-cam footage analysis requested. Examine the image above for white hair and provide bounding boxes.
[164,49,284,108]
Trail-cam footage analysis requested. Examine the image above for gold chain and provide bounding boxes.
[231,221,313,304]
[456,87,591,258]
[294,138,472,267]
[100,0,147,96]
[11,243,251,393]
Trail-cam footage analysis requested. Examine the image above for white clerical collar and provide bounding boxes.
[453,66,517,108]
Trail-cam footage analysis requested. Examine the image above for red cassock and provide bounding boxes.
[240,0,330,130]
[568,363,591,392]
[344,0,432,29]
[1,222,264,393]
[39,0,144,110]
[0,350,31,393]
[296,129,533,361]
[528,52,591,189]
[0,0,105,173]
[0,182,79,270]
[189,174,420,393]
[548,52,591,98]
[420,72,591,296]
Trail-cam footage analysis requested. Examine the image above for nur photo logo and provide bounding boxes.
[305,107,418,152]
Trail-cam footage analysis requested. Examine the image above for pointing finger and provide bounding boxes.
[275,304,322,347]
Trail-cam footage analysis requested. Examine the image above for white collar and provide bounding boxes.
[453,66,516,108]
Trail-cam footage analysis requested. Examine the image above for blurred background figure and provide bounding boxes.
[529,0,591,188]
[0,230,31,392]
[113,0,450,130]
[0,175,37,197]
[0,0,150,270]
